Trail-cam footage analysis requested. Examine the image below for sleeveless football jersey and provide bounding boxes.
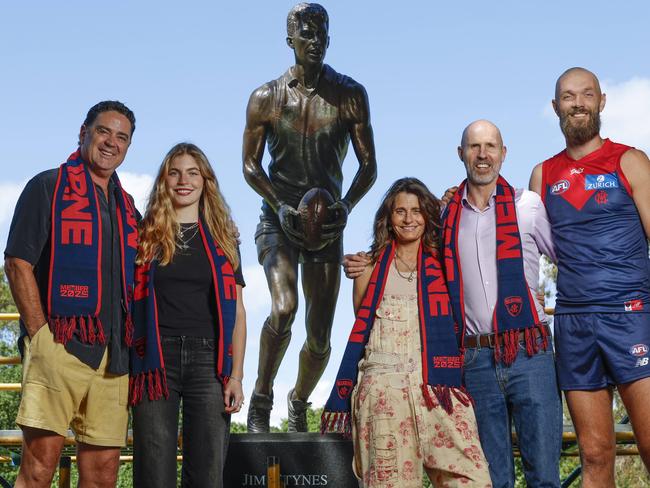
[263,64,360,208]
[542,139,650,313]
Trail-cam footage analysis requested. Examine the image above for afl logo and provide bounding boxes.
[629,344,649,357]
[551,180,570,195]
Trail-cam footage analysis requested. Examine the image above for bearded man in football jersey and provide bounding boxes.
[530,67,650,486]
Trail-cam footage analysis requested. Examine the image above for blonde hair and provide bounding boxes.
[137,143,239,268]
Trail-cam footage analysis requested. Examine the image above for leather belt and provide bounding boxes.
[464,323,551,349]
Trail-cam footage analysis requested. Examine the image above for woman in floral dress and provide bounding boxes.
[324,178,491,488]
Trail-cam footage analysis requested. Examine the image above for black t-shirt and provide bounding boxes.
[4,168,138,375]
[154,223,245,338]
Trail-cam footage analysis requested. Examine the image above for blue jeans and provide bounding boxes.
[463,340,562,488]
[133,336,231,488]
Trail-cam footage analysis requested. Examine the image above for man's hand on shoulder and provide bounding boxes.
[439,186,459,208]
[343,251,371,279]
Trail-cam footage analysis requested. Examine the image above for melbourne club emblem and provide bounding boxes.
[595,190,608,205]
[135,337,146,358]
[336,379,353,399]
[504,296,523,317]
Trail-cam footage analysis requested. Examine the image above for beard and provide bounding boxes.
[464,161,501,186]
[559,107,601,145]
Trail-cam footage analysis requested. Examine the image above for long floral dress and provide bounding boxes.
[351,263,492,488]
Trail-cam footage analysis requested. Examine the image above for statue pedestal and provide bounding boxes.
[224,433,357,487]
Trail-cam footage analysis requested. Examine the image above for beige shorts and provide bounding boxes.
[16,325,128,447]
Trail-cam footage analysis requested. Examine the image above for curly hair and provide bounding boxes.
[368,177,441,261]
[137,143,238,268]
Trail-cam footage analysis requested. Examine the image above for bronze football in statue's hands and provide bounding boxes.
[297,188,335,251]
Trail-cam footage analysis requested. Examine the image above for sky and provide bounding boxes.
[1,0,650,426]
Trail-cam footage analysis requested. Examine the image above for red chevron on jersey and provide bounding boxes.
[547,171,591,211]
[541,139,650,314]
[542,139,632,211]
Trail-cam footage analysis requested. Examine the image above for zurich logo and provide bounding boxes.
[629,344,649,357]
[585,174,619,191]
[551,179,570,195]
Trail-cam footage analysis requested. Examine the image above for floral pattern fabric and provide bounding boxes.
[352,294,492,488]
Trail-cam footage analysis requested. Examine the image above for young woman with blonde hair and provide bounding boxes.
[130,142,246,487]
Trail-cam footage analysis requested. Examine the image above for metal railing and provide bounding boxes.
[0,311,641,487]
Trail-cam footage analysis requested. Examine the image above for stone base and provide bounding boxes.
[224,433,357,487]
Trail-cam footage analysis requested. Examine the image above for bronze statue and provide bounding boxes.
[243,2,377,432]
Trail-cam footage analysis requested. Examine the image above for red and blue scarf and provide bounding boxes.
[442,176,548,364]
[129,218,238,405]
[322,241,471,435]
[48,150,137,345]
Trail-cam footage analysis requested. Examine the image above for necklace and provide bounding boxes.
[177,222,199,251]
[394,253,416,282]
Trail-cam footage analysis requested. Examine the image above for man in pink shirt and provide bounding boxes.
[345,120,562,487]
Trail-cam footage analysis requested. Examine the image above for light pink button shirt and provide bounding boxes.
[458,187,556,335]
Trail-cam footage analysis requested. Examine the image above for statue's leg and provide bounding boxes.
[255,245,299,394]
[286,261,340,432]
[294,260,341,400]
[248,243,299,432]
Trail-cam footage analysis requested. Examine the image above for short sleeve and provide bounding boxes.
[531,193,557,264]
[234,246,246,287]
[4,169,58,265]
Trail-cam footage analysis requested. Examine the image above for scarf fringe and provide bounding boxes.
[79,315,87,342]
[96,317,105,344]
[423,385,474,415]
[495,324,550,366]
[425,384,452,414]
[48,315,106,345]
[503,329,519,365]
[129,368,169,406]
[320,411,352,437]
[452,386,474,407]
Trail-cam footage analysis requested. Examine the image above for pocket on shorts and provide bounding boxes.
[24,323,47,351]
[23,326,61,392]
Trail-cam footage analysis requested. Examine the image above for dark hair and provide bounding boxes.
[369,177,442,261]
[287,3,328,37]
[83,100,136,135]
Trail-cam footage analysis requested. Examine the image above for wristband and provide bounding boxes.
[229,375,243,383]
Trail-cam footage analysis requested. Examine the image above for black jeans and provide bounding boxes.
[133,336,231,488]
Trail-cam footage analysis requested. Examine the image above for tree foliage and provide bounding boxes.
[0,267,21,484]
